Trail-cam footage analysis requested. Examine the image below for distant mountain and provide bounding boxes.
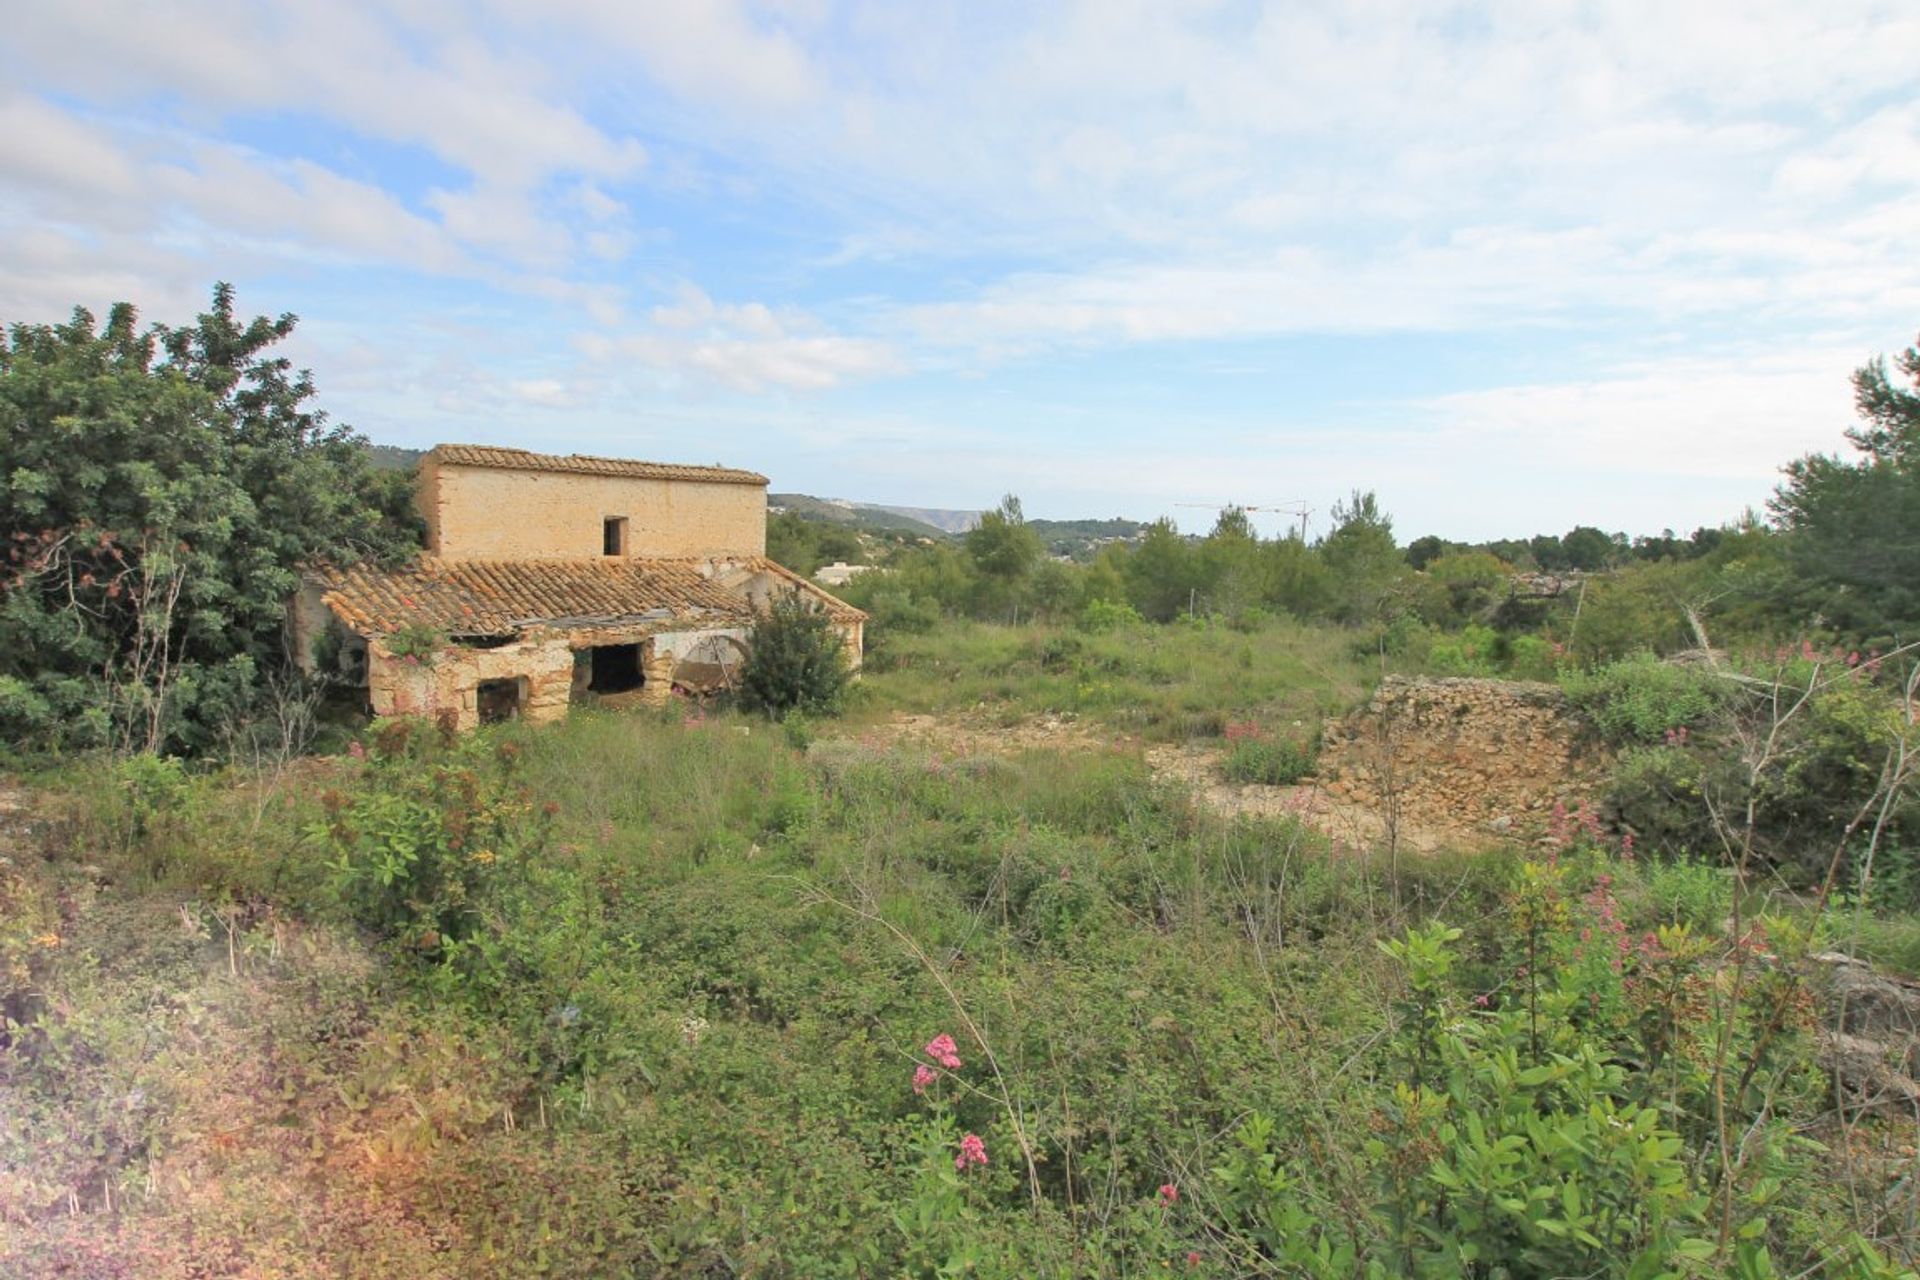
[860,504,980,535]
[365,443,425,471]
[768,494,955,539]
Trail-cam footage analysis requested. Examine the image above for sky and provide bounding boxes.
[2,1,1918,542]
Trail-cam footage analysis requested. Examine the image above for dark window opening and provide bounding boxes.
[588,643,644,693]
[459,633,517,650]
[477,677,526,724]
[603,516,628,556]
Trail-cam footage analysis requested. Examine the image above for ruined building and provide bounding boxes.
[293,444,865,729]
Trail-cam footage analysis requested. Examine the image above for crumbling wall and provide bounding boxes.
[367,632,574,731]
[1316,677,1606,842]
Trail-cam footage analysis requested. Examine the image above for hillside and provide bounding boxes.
[768,493,956,538]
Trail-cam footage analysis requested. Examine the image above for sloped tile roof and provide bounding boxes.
[430,444,768,486]
[317,556,862,637]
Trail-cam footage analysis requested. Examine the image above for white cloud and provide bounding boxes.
[583,283,902,391]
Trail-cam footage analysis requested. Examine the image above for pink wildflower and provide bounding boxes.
[347,740,367,760]
[925,1033,963,1070]
[1186,1252,1202,1267]
[1158,1183,1179,1206]
[912,1064,938,1095]
[955,1133,988,1171]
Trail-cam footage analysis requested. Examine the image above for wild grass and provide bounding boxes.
[3,704,1908,1276]
[850,616,1378,741]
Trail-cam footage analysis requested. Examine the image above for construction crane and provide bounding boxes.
[1175,501,1314,541]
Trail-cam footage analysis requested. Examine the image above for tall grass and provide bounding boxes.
[853,616,1378,740]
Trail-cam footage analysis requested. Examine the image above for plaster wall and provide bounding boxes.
[421,462,766,561]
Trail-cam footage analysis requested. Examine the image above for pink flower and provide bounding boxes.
[925,1033,963,1070]
[347,740,367,760]
[955,1133,987,1171]
[912,1064,938,1095]
[1158,1183,1179,1206]
[1186,1252,1202,1267]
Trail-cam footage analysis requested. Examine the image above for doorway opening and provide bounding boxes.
[588,643,644,693]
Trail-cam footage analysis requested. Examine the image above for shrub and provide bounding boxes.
[1427,623,1499,676]
[1221,723,1317,785]
[1078,598,1143,632]
[1607,745,1719,855]
[1505,633,1561,681]
[737,593,851,719]
[311,728,550,955]
[1561,652,1732,745]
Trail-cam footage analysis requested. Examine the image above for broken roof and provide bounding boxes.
[316,556,863,638]
[430,444,769,487]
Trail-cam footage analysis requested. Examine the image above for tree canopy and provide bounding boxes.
[1,284,420,753]
[1771,332,1920,641]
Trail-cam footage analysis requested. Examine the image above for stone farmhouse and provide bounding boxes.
[292,444,865,730]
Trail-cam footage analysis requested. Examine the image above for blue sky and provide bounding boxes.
[3,1,1918,541]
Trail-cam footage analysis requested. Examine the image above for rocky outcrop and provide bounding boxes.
[1314,677,1606,844]
[1814,951,1920,1114]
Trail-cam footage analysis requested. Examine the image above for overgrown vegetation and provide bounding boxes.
[737,594,852,719]
[4,707,1913,1276]
[0,285,420,756]
[7,298,1920,1275]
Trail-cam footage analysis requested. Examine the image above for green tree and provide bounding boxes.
[965,494,1042,619]
[1772,332,1920,639]
[1201,505,1267,622]
[1320,489,1406,624]
[737,593,850,718]
[1561,525,1623,572]
[1125,518,1203,621]
[1405,534,1451,571]
[1,285,420,753]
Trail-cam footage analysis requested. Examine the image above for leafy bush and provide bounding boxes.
[1077,597,1143,632]
[1561,652,1733,745]
[1505,633,1561,681]
[311,726,550,954]
[1426,623,1500,676]
[737,593,851,719]
[1221,722,1317,785]
[1607,745,1719,854]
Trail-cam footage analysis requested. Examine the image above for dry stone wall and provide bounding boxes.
[1316,677,1606,843]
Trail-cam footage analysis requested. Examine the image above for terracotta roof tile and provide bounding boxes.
[430,444,768,486]
[316,556,863,637]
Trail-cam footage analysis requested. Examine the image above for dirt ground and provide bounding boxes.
[842,711,1470,853]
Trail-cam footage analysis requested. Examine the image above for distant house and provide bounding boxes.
[293,444,864,729]
[813,561,877,588]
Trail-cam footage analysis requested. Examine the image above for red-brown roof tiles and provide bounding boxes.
[316,556,863,637]
[430,444,768,486]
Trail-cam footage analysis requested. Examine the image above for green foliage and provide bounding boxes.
[1427,622,1501,676]
[384,622,444,665]
[1562,652,1733,745]
[765,509,867,576]
[737,592,851,718]
[1320,489,1409,624]
[1221,724,1317,785]
[1772,333,1920,639]
[0,284,420,755]
[312,725,549,953]
[1423,550,1513,624]
[1076,597,1142,632]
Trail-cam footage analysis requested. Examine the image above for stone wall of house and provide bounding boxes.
[1315,677,1606,841]
[367,632,575,732]
[421,461,766,561]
